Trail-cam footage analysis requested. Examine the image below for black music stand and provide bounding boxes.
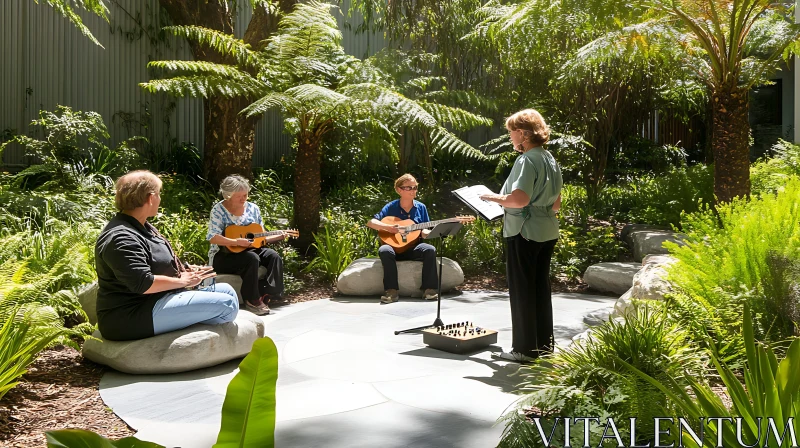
[395,221,464,335]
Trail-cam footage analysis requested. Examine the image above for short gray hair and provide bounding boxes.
[219,174,250,200]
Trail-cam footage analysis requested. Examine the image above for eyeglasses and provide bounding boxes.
[398,186,418,191]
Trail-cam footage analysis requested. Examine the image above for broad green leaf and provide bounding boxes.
[213,337,279,448]
[45,429,165,448]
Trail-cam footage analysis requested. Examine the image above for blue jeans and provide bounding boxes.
[152,282,239,335]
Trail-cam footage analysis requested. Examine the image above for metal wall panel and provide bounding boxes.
[0,0,387,169]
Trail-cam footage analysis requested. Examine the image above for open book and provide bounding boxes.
[452,185,504,222]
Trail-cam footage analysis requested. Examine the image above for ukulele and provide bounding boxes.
[378,215,475,253]
[223,223,299,253]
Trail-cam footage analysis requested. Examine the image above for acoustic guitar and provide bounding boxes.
[223,223,299,253]
[378,215,475,253]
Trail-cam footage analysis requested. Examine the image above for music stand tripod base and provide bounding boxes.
[394,221,463,335]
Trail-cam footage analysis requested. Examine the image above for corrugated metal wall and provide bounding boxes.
[1,0,386,168]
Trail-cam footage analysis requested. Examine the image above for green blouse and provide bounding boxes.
[500,147,563,241]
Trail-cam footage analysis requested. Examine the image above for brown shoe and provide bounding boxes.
[380,289,399,304]
[423,289,439,300]
[244,297,270,315]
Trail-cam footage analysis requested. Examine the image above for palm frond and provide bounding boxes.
[164,26,260,68]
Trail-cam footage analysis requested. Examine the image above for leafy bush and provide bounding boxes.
[249,170,294,226]
[666,178,800,361]
[552,222,622,281]
[0,304,90,401]
[499,304,704,447]
[623,306,800,448]
[598,164,714,228]
[750,139,800,196]
[10,106,141,190]
[440,218,505,275]
[152,213,209,266]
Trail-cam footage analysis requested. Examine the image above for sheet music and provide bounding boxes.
[452,185,504,221]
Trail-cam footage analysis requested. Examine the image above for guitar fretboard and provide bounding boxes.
[404,218,462,232]
[250,230,286,238]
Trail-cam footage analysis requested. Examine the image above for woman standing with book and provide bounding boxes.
[480,109,562,363]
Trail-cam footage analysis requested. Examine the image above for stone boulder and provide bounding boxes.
[214,266,268,304]
[630,230,687,262]
[583,309,611,327]
[620,224,670,248]
[631,255,676,301]
[582,262,641,295]
[611,287,635,318]
[82,311,265,374]
[77,282,99,325]
[337,257,464,297]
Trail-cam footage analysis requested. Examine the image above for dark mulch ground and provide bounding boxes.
[0,346,134,448]
[0,271,582,446]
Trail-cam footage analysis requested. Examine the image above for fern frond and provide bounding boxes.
[147,60,258,79]
[430,128,488,161]
[164,26,260,68]
[140,75,264,99]
[242,92,299,117]
[40,0,108,47]
[340,83,439,129]
[418,90,499,112]
[268,1,342,65]
[418,103,492,131]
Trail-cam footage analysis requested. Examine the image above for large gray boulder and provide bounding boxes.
[82,311,265,374]
[620,224,670,248]
[582,262,641,295]
[214,266,268,304]
[631,230,687,262]
[77,282,99,325]
[631,255,676,301]
[337,257,464,297]
[612,287,635,318]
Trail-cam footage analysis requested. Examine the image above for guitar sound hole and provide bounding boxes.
[246,233,255,240]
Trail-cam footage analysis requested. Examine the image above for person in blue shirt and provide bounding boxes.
[366,174,439,304]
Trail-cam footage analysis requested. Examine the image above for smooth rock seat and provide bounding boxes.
[336,257,464,297]
[82,312,265,374]
[77,282,265,374]
[582,262,641,295]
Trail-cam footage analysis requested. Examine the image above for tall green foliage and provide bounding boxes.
[0,304,89,401]
[622,306,800,448]
[499,303,704,446]
[666,177,800,360]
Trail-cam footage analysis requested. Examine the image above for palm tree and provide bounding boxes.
[577,1,800,202]
[655,1,800,202]
[142,1,490,250]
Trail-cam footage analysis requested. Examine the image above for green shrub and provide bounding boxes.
[598,164,714,227]
[666,178,800,361]
[622,306,800,448]
[250,170,293,226]
[750,139,800,196]
[152,213,209,266]
[0,304,90,401]
[552,223,621,281]
[499,303,704,447]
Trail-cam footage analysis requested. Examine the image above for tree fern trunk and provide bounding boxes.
[711,85,751,202]
[202,97,257,185]
[293,131,322,252]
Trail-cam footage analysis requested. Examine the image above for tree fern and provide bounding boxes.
[163,26,261,68]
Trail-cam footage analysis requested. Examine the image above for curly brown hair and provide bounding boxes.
[505,109,550,147]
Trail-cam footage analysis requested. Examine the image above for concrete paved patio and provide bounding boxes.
[99,290,615,447]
